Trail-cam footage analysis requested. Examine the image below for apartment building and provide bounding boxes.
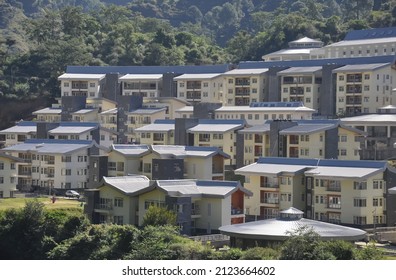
[187,119,245,166]
[238,119,364,164]
[319,27,396,59]
[33,106,62,123]
[84,175,252,235]
[334,63,396,116]
[174,73,223,104]
[1,139,106,193]
[175,102,315,125]
[235,157,394,228]
[341,112,396,160]
[134,119,175,145]
[140,145,229,181]
[119,74,163,99]
[0,152,23,198]
[106,144,150,177]
[221,68,268,106]
[262,37,325,61]
[0,121,37,147]
[278,66,322,110]
[58,73,106,99]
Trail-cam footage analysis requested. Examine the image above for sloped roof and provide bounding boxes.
[150,145,230,159]
[101,175,153,196]
[1,139,96,154]
[219,207,367,241]
[111,144,150,157]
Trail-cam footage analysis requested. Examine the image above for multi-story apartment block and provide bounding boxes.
[143,97,191,120]
[140,145,229,181]
[319,27,396,59]
[119,74,163,99]
[222,68,268,106]
[340,110,396,160]
[125,108,167,143]
[174,73,223,104]
[0,121,37,147]
[106,144,150,177]
[278,66,322,110]
[84,175,252,235]
[262,37,325,61]
[175,102,315,125]
[0,152,23,198]
[334,63,396,116]
[1,139,106,193]
[238,120,364,164]
[134,119,175,145]
[187,119,245,166]
[33,106,62,123]
[58,73,106,99]
[235,157,394,228]
[99,108,118,132]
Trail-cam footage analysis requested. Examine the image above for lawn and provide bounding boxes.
[0,196,82,211]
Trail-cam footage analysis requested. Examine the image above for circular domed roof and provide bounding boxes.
[219,207,366,241]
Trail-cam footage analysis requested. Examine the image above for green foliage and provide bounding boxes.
[142,205,177,227]
[280,226,334,260]
[355,242,385,260]
[241,246,280,260]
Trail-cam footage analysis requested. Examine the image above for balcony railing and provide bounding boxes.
[231,208,244,215]
[95,203,113,210]
[260,198,279,204]
[327,186,341,192]
[260,183,279,188]
[327,204,341,209]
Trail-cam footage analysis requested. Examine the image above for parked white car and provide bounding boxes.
[65,190,80,199]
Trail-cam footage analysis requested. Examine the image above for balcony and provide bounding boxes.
[260,198,279,204]
[95,203,113,211]
[231,208,244,215]
[290,87,304,95]
[327,204,341,209]
[260,182,279,188]
[326,185,341,192]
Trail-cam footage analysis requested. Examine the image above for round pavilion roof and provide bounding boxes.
[219,207,367,241]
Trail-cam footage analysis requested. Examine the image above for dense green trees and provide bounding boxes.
[0,0,395,128]
[0,200,388,260]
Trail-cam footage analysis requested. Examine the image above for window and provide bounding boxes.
[203,82,208,87]
[364,74,370,80]
[340,135,347,142]
[0,177,3,184]
[306,87,311,93]
[252,78,257,83]
[373,180,383,189]
[228,79,233,84]
[113,216,123,225]
[90,83,95,87]
[353,181,367,190]
[10,163,15,170]
[283,87,289,93]
[0,162,3,170]
[353,198,367,207]
[328,196,341,209]
[338,86,344,91]
[339,75,344,81]
[353,216,367,225]
[61,155,72,162]
[114,198,124,207]
[305,97,311,103]
[64,82,70,87]
[179,82,185,87]
[61,169,71,176]
[373,197,383,207]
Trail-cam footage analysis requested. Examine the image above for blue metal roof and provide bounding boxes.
[238,55,395,69]
[344,27,396,40]
[66,64,232,75]
[153,119,175,124]
[16,121,37,126]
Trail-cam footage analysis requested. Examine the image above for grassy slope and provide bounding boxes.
[0,197,82,211]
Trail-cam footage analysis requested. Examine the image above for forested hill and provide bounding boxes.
[0,0,395,129]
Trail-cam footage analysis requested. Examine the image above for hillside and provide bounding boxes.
[0,0,395,129]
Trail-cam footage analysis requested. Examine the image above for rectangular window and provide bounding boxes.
[353,181,367,190]
[353,216,367,225]
[353,198,367,207]
[113,216,124,225]
[114,198,124,207]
